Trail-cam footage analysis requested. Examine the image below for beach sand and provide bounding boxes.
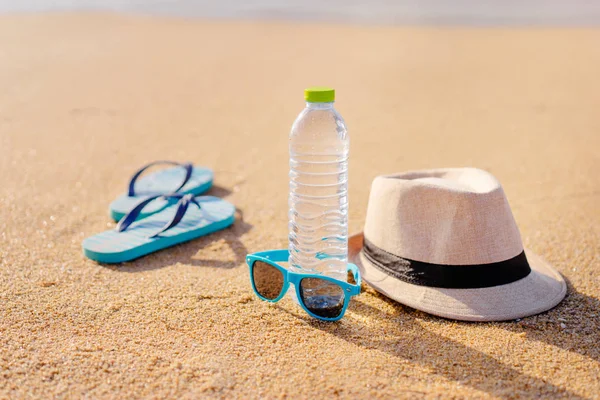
[0,13,599,399]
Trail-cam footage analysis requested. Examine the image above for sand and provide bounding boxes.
[0,13,599,399]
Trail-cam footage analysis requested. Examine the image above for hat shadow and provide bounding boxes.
[498,277,600,363]
[275,285,589,399]
[101,185,253,272]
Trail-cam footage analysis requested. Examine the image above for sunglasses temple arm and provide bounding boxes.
[348,263,362,294]
[250,249,289,263]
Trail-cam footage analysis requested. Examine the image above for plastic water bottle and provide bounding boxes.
[289,87,349,284]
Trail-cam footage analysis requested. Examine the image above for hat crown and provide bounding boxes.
[364,168,524,265]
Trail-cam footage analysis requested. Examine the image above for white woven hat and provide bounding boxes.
[349,168,566,322]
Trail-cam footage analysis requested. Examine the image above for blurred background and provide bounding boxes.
[1,0,600,25]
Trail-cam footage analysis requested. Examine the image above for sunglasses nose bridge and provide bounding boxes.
[287,272,301,285]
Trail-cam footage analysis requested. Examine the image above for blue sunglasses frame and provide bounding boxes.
[246,249,361,321]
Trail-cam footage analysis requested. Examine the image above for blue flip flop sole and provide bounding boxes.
[85,196,234,263]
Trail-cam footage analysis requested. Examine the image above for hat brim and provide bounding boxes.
[349,233,567,322]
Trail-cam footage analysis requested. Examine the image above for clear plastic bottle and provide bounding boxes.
[289,87,349,284]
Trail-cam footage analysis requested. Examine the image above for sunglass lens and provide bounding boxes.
[252,261,284,300]
[299,278,345,319]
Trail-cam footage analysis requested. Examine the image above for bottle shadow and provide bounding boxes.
[274,285,590,399]
[102,185,253,272]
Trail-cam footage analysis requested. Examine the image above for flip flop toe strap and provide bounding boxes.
[149,195,202,238]
[127,160,194,196]
[116,194,202,238]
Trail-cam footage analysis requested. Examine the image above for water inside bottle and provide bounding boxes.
[289,100,349,308]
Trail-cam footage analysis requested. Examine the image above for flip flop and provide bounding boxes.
[84,194,235,263]
[109,160,213,222]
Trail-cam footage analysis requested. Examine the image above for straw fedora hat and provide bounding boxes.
[349,168,567,321]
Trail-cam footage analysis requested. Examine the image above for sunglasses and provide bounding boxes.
[246,250,361,321]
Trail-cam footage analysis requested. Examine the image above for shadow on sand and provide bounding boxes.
[499,278,600,363]
[276,281,596,399]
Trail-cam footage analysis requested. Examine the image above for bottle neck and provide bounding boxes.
[306,101,334,110]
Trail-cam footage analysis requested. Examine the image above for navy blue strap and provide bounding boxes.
[116,194,203,238]
[116,194,164,233]
[127,161,194,197]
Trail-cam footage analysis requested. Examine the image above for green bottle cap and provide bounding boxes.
[304,87,335,103]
